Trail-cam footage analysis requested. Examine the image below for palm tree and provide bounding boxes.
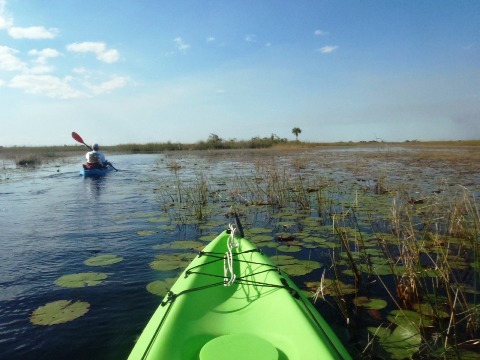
[292,127,302,141]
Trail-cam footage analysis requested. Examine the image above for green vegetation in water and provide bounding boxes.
[146,278,177,297]
[84,254,123,266]
[55,272,108,288]
[130,145,480,360]
[30,300,90,326]
[150,253,197,271]
[153,240,205,251]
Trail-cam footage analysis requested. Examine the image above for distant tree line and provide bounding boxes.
[194,133,288,150]
[106,133,289,153]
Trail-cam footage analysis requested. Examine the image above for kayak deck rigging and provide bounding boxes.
[128,226,352,360]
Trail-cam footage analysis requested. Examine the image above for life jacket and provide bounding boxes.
[83,162,103,170]
[87,152,100,164]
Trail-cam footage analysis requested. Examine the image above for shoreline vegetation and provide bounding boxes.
[1,135,480,167]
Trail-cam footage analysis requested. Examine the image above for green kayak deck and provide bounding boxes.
[128,229,352,360]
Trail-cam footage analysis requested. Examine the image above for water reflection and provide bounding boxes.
[83,176,107,199]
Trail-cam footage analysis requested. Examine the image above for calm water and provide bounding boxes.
[0,154,215,360]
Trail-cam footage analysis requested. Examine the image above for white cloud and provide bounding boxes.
[316,45,338,54]
[9,74,86,99]
[244,34,256,43]
[84,76,129,95]
[8,26,58,39]
[28,48,61,64]
[97,48,119,63]
[0,0,13,29]
[0,45,27,71]
[28,64,54,75]
[0,1,58,38]
[314,29,328,36]
[173,37,190,52]
[73,67,87,74]
[0,2,127,99]
[206,36,215,43]
[67,42,120,63]
[24,48,60,74]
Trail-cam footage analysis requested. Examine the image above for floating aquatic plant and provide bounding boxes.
[276,244,302,253]
[146,278,177,297]
[306,278,358,296]
[84,254,123,266]
[150,253,196,271]
[387,309,434,328]
[30,300,90,326]
[368,323,421,359]
[353,296,388,310]
[153,240,204,251]
[272,255,321,276]
[55,272,108,288]
[136,230,158,236]
[147,216,170,223]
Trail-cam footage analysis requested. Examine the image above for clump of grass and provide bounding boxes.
[166,160,182,171]
[228,161,319,210]
[318,185,480,358]
[16,154,41,167]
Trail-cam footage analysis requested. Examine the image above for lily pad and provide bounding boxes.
[84,254,123,267]
[246,227,272,235]
[146,278,177,296]
[412,302,449,319]
[150,253,196,271]
[136,230,157,236]
[387,309,434,327]
[198,234,218,242]
[277,245,302,253]
[271,255,298,265]
[30,300,90,326]
[249,234,273,243]
[305,278,358,296]
[153,240,204,251]
[280,261,321,276]
[147,216,170,223]
[353,296,388,310]
[369,323,421,359]
[55,272,108,288]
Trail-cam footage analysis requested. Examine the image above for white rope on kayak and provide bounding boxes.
[224,224,239,286]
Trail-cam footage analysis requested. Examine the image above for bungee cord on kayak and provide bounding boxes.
[223,223,239,286]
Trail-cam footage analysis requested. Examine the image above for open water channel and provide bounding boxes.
[1,154,181,359]
[1,148,479,359]
[1,152,319,360]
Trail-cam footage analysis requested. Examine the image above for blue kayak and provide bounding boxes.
[80,166,113,177]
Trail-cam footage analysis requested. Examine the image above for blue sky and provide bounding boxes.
[0,0,479,146]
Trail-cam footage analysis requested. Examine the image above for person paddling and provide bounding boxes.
[84,143,108,169]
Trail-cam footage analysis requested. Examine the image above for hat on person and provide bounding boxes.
[93,143,99,151]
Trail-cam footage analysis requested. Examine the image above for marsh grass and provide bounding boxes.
[319,185,480,358]
[155,146,479,358]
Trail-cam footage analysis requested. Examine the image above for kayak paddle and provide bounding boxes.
[71,131,118,171]
[72,131,92,150]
